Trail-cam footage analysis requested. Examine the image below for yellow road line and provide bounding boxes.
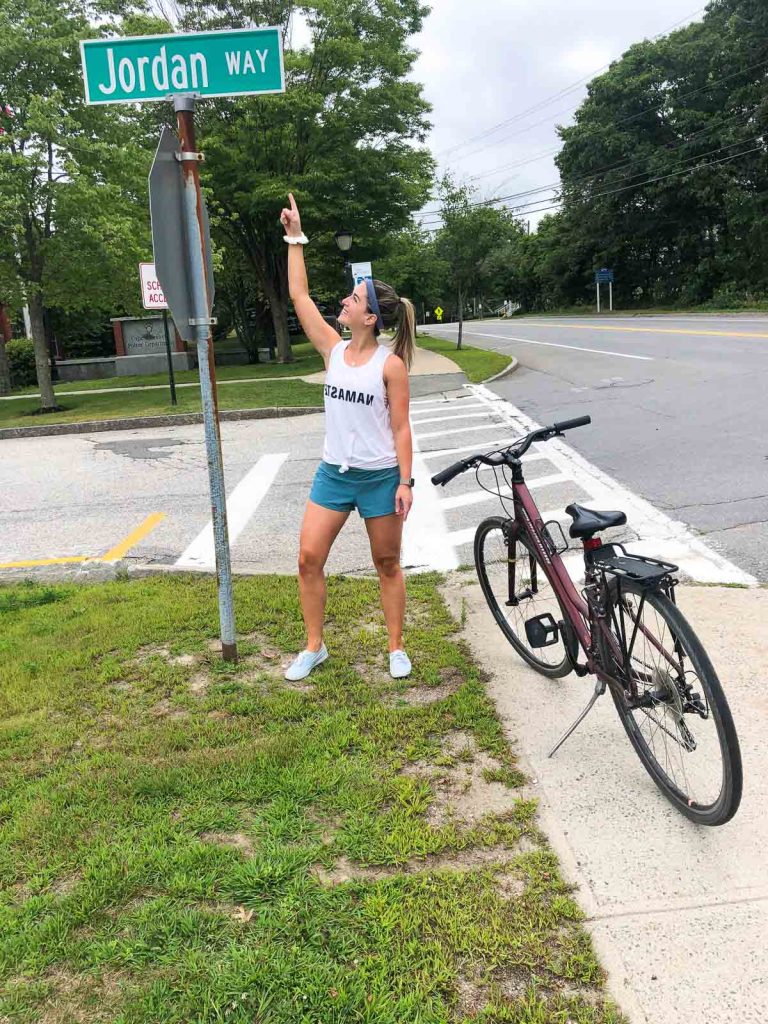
[101,513,166,562]
[0,555,90,569]
[1,513,167,570]
[519,321,768,340]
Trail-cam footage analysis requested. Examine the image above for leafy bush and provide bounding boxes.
[7,338,37,389]
[50,307,114,358]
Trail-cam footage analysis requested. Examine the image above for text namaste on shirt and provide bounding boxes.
[321,339,398,471]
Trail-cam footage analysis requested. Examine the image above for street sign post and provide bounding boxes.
[82,25,286,663]
[594,268,614,313]
[139,262,176,407]
[80,27,284,104]
[435,306,444,322]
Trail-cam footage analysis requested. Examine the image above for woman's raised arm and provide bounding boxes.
[280,193,340,360]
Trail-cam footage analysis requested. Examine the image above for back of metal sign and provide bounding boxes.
[149,125,214,340]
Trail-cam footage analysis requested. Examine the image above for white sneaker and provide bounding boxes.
[389,649,412,679]
[284,644,328,681]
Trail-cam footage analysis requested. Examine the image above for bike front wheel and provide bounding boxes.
[599,579,742,825]
[474,517,571,678]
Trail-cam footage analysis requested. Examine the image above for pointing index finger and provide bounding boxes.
[288,192,298,212]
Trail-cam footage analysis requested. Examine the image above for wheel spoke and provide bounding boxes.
[477,522,569,676]
[611,589,726,810]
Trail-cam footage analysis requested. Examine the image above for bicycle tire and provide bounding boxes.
[474,517,571,678]
[599,578,742,825]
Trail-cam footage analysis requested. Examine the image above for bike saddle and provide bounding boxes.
[565,502,627,539]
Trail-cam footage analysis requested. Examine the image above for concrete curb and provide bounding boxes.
[480,356,519,385]
[0,406,323,441]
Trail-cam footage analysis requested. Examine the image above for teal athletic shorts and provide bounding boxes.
[310,461,400,519]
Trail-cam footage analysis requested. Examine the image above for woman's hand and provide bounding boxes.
[395,485,413,521]
[280,192,303,238]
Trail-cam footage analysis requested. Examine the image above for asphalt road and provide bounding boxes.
[422,314,768,581]
[0,380,753,586]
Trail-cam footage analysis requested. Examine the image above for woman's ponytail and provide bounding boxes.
[391,297,416,371]
[371,280,416,371]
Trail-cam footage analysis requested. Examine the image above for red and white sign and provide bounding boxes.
[139,262,168,310]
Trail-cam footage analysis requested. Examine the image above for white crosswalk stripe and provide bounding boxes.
[439,473,569,510]
[446,509,568,549]
[176,453,288,570]
[417,420,507,440]
[410,411,491,426]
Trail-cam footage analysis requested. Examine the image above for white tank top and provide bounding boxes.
[322,339,398,471]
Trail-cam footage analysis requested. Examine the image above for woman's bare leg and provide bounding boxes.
[298,500,349,651]
[365,513,405,652]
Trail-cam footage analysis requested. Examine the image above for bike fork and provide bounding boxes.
[548,676,606,758]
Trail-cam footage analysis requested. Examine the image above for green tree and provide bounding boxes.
[0,0,155,408]
[551,0,768,308]
[175,0,433,362]
[434,180,519,347]
[375,225,449,322]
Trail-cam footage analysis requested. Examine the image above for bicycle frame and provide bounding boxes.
[506,467,622,684]
[506,465,685,695]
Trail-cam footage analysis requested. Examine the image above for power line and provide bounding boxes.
[417,138,765,228]
[458,66,757,186]
[445,51,768,168]
[467,150,560,181]
[436,4,708,160]
[417,110,760,225]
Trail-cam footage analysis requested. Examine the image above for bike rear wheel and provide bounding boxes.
[599,579,742,825]
[474,517,571,678]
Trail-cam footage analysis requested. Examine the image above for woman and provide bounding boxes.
[279,193,416,682]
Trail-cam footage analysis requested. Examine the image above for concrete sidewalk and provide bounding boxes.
[302,339,466,397]
[441,576,768,1023]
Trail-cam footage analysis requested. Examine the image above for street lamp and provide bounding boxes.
[334,229,354,294]
[334,229,352,252]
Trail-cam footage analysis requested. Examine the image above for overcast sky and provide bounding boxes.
[410,1,708,229]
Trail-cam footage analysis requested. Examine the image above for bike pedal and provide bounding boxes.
[525,613,559,648]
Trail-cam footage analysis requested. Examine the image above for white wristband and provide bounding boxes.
[284,233,309,245]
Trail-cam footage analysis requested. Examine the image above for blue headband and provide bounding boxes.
[364,277,384,331]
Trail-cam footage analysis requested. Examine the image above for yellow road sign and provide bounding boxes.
[435,306,443,321]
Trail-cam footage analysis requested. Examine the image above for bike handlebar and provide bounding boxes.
[430,415,591,487]
[553,415,591,433]
[430,459,472,487]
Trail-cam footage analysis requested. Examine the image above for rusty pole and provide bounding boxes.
[174,95,237,662]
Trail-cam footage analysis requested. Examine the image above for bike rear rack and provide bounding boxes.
[590,543,678,588]
[548,544,679,759]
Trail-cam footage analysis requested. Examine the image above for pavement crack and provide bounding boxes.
[700,516,768,535]
[593,378,655,390]
[663,493,768,511]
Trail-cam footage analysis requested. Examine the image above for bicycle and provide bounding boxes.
[431,415,743,826]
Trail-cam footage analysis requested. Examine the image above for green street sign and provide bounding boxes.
[80,26,284,105]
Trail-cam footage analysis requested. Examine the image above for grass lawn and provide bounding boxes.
[0,573,623,1024]
[11,341,325,397]
[416,335,513,383]
[0,379,323,429]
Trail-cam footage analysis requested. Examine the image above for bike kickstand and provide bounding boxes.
[548,677,606,758]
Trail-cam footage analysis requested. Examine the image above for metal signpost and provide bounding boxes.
[82,26,285,662]
[139,261,177,406]
[594,267,614,313]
